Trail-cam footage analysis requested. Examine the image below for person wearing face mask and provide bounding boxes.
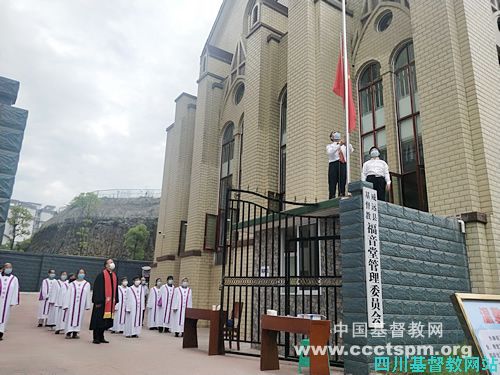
[146,278,162,330]
[37,269,57,327]
[159,275,175,333]
[90,259,119,344]
[54,271,70,334]
[47,271,68,330]
[111,277,129,334]
[62,269,91,339]
[327,131,354,199]
[361,146,391,201]
[140,277,149,325]
[124,276,145,338]
[170,277,193,337]
[0,263,20,341]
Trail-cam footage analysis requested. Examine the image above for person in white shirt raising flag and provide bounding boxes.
[0,263,20,341]
[361,146,391,201]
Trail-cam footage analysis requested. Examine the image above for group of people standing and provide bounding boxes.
[111,275,193,338]
[1,258,194,345]
[327,131,390,201]
[37,268,91,340]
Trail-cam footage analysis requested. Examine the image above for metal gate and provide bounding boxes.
[220,189,343,365]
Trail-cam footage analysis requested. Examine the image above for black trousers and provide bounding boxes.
[93,328,105,342]
[328,161,347,199]
[366,175,387,201]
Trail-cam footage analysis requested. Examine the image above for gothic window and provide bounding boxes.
[358,62,386,163]
[219,123,235,210]
[394,42,428,211]
[230,42,246,84]
[279,90,287,200]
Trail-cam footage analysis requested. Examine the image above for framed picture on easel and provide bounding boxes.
[451,293,500,375]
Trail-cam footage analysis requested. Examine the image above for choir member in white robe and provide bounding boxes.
[47,272,66,329]
[140,277,148,325]
[0,263,20,341]
[170,277,193,337]
[37,269,57,327]
[111,277,129,333]
[147,279,162,330]
[159,276,175,333]
[124,277,145,338]
[54,272,69,334]
[63,269,91,339]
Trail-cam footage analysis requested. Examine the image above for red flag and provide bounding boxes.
[333,39,356,133]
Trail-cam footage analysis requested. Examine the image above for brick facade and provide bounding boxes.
[152,0,500,308]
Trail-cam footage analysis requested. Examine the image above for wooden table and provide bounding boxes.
[260,315,331,375]
[182,308,226,355]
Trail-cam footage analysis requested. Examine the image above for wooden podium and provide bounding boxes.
[260,315,331,375]
[182,308,226,356]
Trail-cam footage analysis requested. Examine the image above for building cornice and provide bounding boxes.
[262,0,288,17]
[247,21,286,39]
[197,71,225,84]
[174,92,197,103]
[165,123,175,132]
[206,44,233,65]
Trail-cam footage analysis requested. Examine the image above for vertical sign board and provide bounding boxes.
[363,187,384,329]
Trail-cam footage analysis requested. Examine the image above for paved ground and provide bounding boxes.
[1,293,342,375]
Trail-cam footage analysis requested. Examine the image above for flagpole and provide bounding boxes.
[341,0,350,187]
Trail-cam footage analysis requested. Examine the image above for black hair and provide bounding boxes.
[155,278,162,284]
[103,259,113,267]
[369,146,379,153]
[120,276,128,283]
[167,275,174,281]
[68,273,76,283]
[76,268,86,276]
[60,271,67,276]
[48,269,55,274]
[132,276,141,281]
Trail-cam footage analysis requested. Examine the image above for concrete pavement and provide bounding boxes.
[0,293,342,375]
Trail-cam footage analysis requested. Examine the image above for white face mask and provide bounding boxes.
[370,149,380,158]
[3,268,12,275]
[167,280,173,285]
[156,281,162,287]
[108,263,116,271]
[134,280,141,287]
[141,280,146,285]
[182,282,188,288]
[49,273,56,279]
[122,281,128,287]
[60,275,68,281]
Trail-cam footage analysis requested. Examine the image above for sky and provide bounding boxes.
[0,0,223,208]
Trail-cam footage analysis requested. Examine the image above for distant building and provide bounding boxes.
[2,200,57,246]
[0,76,28,242]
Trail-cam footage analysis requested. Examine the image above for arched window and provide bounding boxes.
[394,42,428,211]
[219,123,235,210]
[358,62,386,162]
[251,4,259,27]
[279,90,287,200]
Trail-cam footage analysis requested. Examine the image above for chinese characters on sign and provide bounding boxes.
[363,187,383,328]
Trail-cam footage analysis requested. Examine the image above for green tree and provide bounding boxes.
[70,192,100,253]
[123,224,150,260]
[4,205,34,250]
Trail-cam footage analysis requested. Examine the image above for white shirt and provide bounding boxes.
[361,158,391,184]
[326,142,354,163]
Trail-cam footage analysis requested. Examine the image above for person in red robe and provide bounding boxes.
[89,259,119,344]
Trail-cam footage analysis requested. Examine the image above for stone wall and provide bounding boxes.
[340,182,471,375]
[0,250,149,292]
[29,197,159,261]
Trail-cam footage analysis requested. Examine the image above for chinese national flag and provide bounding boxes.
[333,39,357,133]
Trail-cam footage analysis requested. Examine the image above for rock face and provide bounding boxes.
[29,197,159,261]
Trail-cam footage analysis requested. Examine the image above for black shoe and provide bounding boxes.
[158,327,164,333]
[55,330,60,335]
[0,332,4,340]
[132,335,138,338]
[175,332,179,337]
[65,333,72,340]
[72,332,79,339]
[166,328,170,333]
[92,340,101,344]
[100,339,109,343]
[149,327,155,330]
[37,324,43,327]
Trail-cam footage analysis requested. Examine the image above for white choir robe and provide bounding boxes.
[63,280,91,333]
[124,285,145,337]
[0,275,20,333]
[147,287,161,328]
[159,285,175,329]
[111,285,128,332]
[170,287,192,334]
[37,278,56,321]
[47,279,61,326]
[54,280,69,332]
